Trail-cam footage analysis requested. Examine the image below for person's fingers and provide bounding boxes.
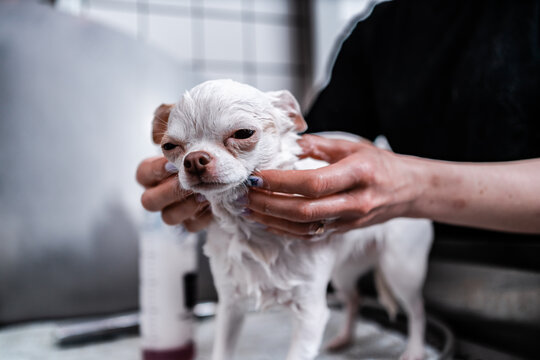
[324,215,379,234]
[183,205,213,232]
[246,210,332,236]
[141,176,191,211]
[247,188,369,223]
[136,156,177,188]
[265,227,314,241]
[252,152,372,198]
[252,211,374,241]
[297,134,366,163]
[152,103,174,144]
[161,195,208,225]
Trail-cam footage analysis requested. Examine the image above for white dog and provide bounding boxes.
[158,79,433,360]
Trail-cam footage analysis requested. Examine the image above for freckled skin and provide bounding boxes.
[430,175,440,188]
[409,158,540,233]
[452,199,467,209]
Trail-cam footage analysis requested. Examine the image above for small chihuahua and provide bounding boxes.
[157,79,433,360]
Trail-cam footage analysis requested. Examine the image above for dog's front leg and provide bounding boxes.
[211,297,247,360]
[286,296,330,360]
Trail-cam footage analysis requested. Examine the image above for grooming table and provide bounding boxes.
[0,307,450,359]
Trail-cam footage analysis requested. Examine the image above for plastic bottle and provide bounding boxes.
[140,212,197,360]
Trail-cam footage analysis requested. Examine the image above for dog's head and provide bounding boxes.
[154,79,307,196]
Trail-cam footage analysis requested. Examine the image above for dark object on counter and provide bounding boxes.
[54,313,139,347]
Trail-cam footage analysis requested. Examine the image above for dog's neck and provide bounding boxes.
[202,133,312,300]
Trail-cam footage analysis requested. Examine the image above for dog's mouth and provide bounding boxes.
[181,170,249,195]
[189,181,236,193]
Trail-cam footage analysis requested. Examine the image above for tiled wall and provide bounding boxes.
[55,0,382,109]
[56,0,308,101]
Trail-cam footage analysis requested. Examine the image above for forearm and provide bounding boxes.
[404,156,540,234]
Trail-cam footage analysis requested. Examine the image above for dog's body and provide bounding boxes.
[161,80,433,360]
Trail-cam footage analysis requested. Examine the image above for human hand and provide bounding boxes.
[244,134,420,239]
[136,104,213,232]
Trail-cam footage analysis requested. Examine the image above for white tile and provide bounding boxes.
[256,73,296,93]
[56,0,83,16]
[241,21,257,62]
[147,14,192,62]
[254,22,294,64]
[242,73,258,88]
[252,0,291,15]
[203,19,244,62]
[97,0,137,3]
[339,0,371,22]
[146,0,191,18]
[197,69,246,84]
[147,0,191,5]
[312,0,346,87]
[203,0,244,13]
[84,7,138,38]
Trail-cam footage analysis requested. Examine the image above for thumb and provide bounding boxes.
[298,134,369,164]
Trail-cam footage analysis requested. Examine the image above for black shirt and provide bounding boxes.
[306,0,540,162]
[305,0,540,268]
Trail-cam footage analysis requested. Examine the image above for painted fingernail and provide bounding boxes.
[247,175,263,187]
[165,162,178,173]
[252,221,267,229]
[235,194,248,205]
[240,208,252,216]
[195,193,207,203]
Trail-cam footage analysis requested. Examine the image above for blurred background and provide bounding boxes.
[55,0,374,106]
[0,0,538,359]
[0,0,373,322]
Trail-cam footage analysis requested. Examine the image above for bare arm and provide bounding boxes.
[407,157,540,233]
[245,135,540,238]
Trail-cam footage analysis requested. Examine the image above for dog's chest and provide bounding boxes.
[204,221,331,310]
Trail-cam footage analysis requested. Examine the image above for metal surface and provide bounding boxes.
[423,260,540,358]
[354,299,454,360]
[0,305,449,359]
[41,299,454,359]
[0,0,195,324]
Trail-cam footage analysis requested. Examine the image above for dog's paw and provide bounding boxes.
[399,348,425,360]
[325,334,353,352]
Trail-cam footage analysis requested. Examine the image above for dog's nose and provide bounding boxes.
[183,151,213,175]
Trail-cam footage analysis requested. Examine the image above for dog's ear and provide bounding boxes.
[152,103,174,144]
[266,90,308,133]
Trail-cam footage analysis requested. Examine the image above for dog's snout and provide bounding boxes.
[184,151,213,174]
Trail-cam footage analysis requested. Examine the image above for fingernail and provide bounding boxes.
[235,194,248,206]
[195,193,207,203]
[252,221,266,229]
[247,175,263,187]
[240,208,252,216]
[165,162,178,173]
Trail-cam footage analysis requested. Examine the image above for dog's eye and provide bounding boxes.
[233,129,255,139]
[162,143,178,151]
